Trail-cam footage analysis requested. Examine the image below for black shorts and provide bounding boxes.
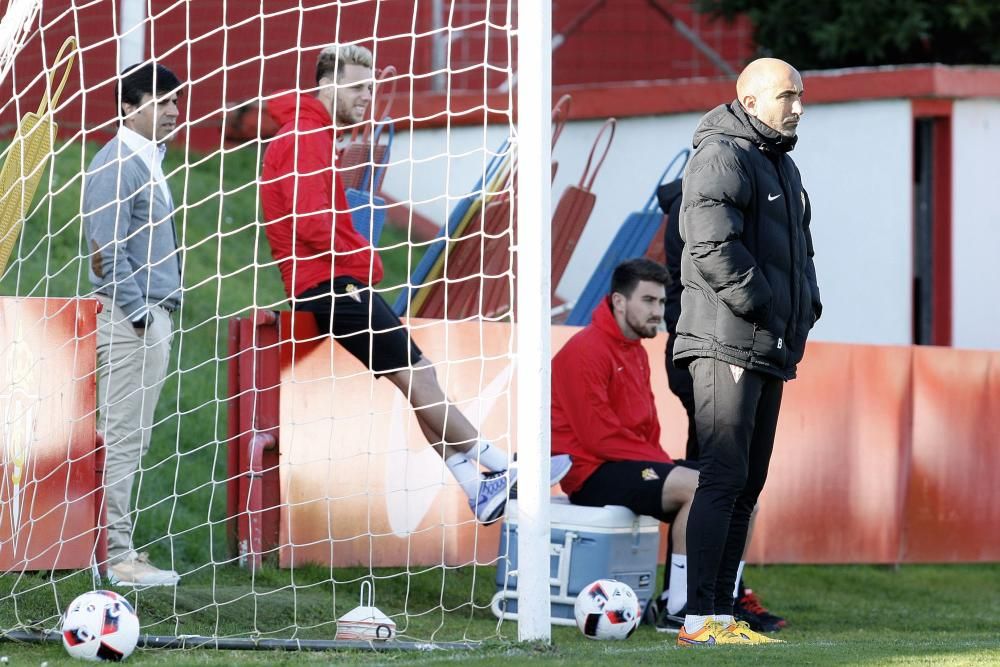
[294,277,424,376]
[569,459,699,523]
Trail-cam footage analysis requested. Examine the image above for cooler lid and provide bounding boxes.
[506,497,660,530]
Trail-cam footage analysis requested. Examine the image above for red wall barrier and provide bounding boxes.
[902,346,1000,562]
[227,319,1000,566]
[0,297,97,571]
[739,344,914,564]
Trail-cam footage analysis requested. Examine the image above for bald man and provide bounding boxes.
[673,58,822,646]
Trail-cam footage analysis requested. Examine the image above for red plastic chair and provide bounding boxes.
[419,169,515,320]
[416,95,572,320]
[550,94,571,183]
[551,117,616,292]
[644,219,668,266]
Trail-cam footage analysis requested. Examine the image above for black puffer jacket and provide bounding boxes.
[673,101,821,380]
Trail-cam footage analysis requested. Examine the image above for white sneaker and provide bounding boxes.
[548,454,572,486]
[469,471,510,524]
[509,454,573,498]
[107,552,180,587]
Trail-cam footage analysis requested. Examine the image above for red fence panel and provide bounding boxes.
[902,346,1000,562]
[0,297,98,571]
[227,320,1000,566]
[745,344,913,563]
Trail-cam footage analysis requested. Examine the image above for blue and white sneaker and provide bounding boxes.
[469,471,511,524]
[509,454,573,498]
[548,454,572,486]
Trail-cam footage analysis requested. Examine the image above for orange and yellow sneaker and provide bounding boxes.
[726,619,786,644]
[676,619,750,647]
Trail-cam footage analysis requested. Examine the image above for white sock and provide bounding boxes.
[733,561,746,598]
[666,554,688,615]
[684,614,711,634]
[715,614,735,626]
[465,439,509,472]
[445,451,481,499]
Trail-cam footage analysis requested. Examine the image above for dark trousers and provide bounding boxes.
[662,332,699,598]
[685,357,783,616]
[666,332,699,461]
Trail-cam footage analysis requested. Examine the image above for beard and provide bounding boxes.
[779,114,800,137]
[625,312,660,339]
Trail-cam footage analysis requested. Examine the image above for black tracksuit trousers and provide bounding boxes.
[666,332,700,461]
[684,356,783,616]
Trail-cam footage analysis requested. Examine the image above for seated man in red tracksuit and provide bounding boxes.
[552,259,759,633]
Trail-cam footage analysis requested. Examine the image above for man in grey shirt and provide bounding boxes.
[82,62,183,587]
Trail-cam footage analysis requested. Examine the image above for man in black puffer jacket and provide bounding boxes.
[674,58,821,647]
[649,178,787,635]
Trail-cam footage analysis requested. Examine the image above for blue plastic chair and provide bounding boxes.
[564,149,690,326]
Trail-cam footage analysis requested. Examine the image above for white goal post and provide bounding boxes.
[514,0,553,644]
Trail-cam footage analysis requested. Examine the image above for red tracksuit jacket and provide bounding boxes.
[552,299,673,495]
[260,92,384,298]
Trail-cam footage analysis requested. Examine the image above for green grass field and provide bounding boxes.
[0,564,998,665]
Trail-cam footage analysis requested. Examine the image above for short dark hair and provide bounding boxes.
[610,258,670,298]
[117,63,182,117]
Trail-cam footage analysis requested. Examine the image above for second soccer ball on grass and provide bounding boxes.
[574,579,641,640]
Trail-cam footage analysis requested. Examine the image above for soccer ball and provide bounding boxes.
[61,590,140,661]
[573,579,641,640]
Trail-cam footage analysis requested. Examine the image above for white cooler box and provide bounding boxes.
[491,497,661,625]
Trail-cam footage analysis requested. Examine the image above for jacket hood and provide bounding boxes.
[692,100,797,153]
[656,177,682,216]
[267,91,332,128]
[591,297,642,347]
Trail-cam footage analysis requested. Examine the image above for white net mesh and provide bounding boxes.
[0,0,525,648]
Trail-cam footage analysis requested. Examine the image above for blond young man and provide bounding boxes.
[259,45,569,523]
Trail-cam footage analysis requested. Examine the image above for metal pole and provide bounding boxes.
[430,0,446,92]
[118,0,146,70]
[552,0,606,50]
[515,0,552,644]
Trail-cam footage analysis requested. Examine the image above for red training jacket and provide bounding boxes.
[552,298,673,495]
[260,92,384,298]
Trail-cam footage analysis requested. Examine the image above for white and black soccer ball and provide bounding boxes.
[61,590,140,662]
[573,579,641,640]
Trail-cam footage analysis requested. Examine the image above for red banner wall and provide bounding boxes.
[227,316,1000,566]
[0,298,98,571]
[901,346,1000,562]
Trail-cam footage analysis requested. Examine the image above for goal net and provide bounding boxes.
[0,0,552,649]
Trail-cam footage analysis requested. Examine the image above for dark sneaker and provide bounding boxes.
[655,604,686,634]
[641,597,662,626]
[735,589,784,632]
